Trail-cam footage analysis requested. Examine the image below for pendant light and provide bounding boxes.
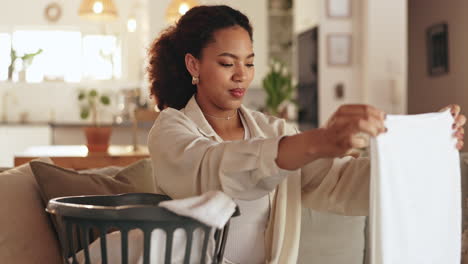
[78,0,118,21]
[165,0,199,24]
[126,1,139,33]
[127,16,137,32]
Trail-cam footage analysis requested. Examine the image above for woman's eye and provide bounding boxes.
[246,63,254,67]
[219,63,233,67]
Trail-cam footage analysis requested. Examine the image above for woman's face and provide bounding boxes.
[195,26,254,113]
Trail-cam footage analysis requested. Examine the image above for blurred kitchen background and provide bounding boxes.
[1,0,466,167]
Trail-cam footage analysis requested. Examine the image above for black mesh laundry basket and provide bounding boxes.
[46,193,239,264]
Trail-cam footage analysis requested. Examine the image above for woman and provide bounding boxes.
[147,5,465,263]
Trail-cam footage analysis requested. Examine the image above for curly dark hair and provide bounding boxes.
[147,5,253,110]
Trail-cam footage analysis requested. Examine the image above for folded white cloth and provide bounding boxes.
[73,191,236,263]
[159,190,237,229]
[370,110,461,264]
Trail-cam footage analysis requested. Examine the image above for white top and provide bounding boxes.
[224,113,270,264]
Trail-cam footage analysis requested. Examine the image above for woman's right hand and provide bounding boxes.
[277,104,387,170]
[319,104,387,158]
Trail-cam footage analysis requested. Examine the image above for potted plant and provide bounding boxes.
[78,89,112,152]
[262,58,296,119]
[8,48,43,81]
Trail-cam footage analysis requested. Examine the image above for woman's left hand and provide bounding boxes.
[441,104,466,150]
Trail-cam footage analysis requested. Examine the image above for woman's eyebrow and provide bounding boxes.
[217,52,255,59]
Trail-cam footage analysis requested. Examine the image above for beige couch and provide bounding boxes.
[1,154,467,264]
[0,157,62,263]
[0,157,155,264]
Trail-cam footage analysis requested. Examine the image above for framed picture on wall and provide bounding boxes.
[427,23,449,76]
[327,0,351,18]
[327,34,352,66]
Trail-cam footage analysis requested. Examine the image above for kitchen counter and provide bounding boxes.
[0,119,155,167]
[0,125,52,167]
[14,144,149,170]
[0,121,154,128]
[0,121,51,126]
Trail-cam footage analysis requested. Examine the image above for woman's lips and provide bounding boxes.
[229,88,245,98]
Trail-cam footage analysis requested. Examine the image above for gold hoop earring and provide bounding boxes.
[192,76,199,85]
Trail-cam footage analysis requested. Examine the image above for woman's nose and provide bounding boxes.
[233,65,247,82]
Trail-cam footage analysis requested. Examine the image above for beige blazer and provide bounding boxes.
[148,96,370,264]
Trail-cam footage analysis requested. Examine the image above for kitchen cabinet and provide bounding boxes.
[0,125,52,167]
[51,123,152,146]
[0,121,153,168]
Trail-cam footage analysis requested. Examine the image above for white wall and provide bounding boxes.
[361,0,407,115]
[318,0,364,125]
[0,82,134,124]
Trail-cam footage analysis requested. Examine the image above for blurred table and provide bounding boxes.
[14,145,149,170]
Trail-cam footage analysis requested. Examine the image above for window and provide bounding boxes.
[82,35,121,81]
[0,33,11,81]
[13,30,82,82]
[0,30,121,83]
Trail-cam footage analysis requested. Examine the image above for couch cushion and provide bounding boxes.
[79,166,123,176]
[0,157,62,264]
[298,209,366,264]
[31,158,155,202]
[30,158,155,256]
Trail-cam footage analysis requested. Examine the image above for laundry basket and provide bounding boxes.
[46,193,239,264]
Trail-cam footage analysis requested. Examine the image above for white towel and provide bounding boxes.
[370,110,461,264]
[73,191,236,263]
[159,190,237,229]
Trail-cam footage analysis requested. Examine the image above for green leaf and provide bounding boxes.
[21,49,43,60]
[89,90,98,97]
[261,58,297,116]
[100,95,110,105]
[78,92,85,101]
[80,107,90,119]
